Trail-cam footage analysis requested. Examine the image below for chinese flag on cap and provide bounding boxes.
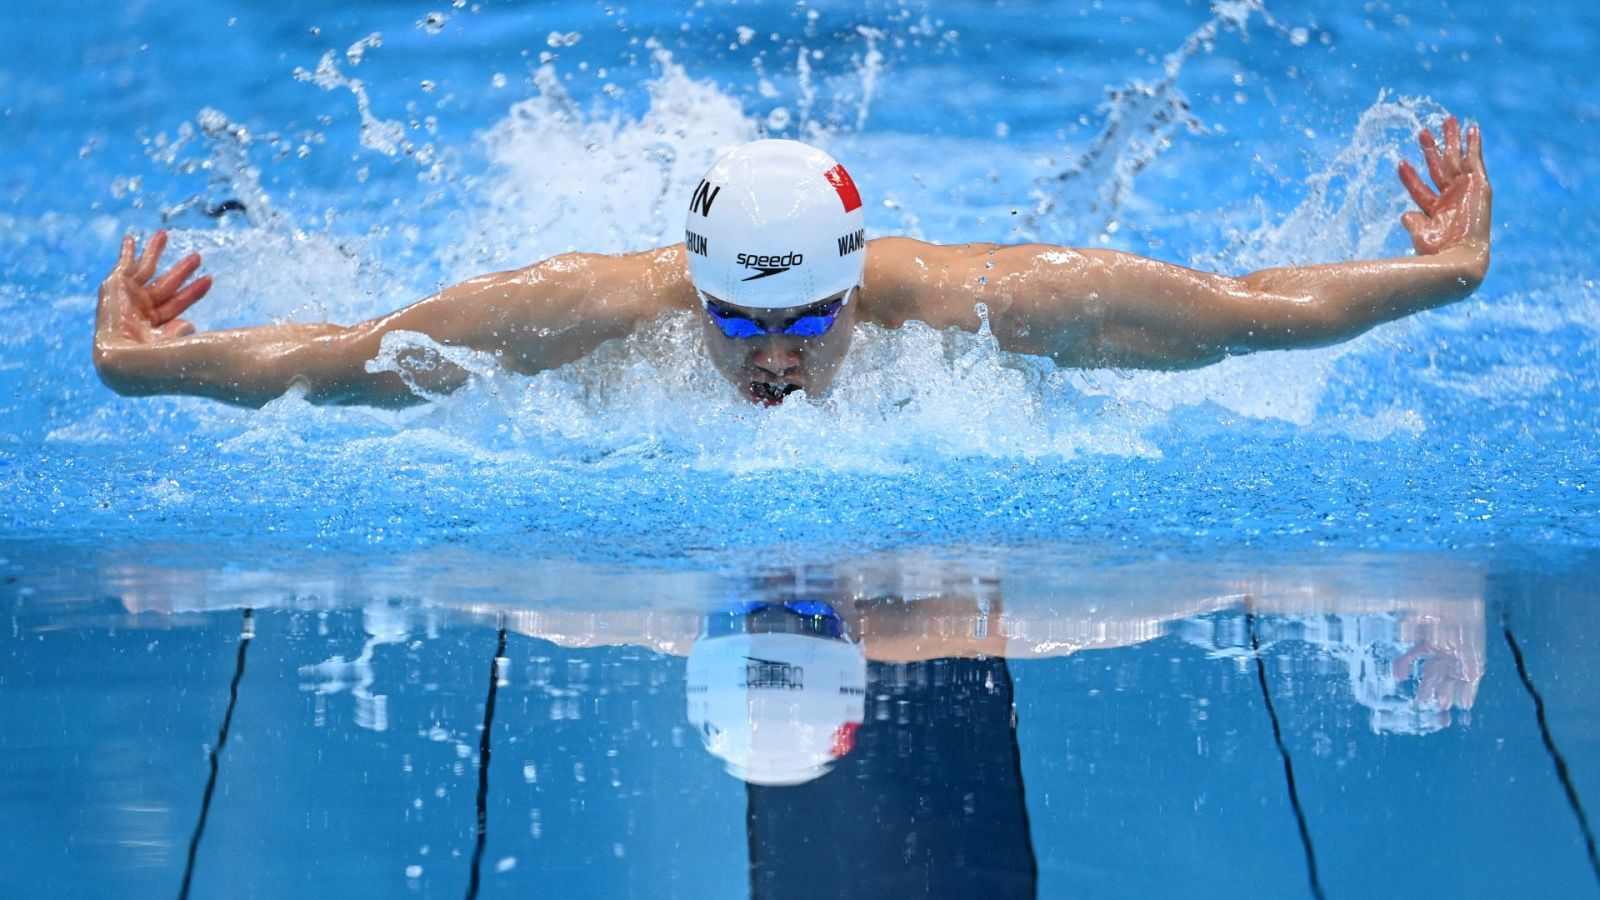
[829,721,860,757]
[824,164,862,213]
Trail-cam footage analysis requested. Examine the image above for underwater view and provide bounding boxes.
[3,0,1598,896]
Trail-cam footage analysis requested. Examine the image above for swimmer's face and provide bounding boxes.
[697,288,857,406]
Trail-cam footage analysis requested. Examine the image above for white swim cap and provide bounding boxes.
[684,140,867,310]
[686,629,868,786]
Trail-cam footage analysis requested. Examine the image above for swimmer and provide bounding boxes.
[93,117,1491,408]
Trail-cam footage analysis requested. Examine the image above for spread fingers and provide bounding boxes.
[1419,128,1449,189]
[1442,116,1464,176]
[154,275,211,323]
[116,235,137,273]
[147,252,202,301]
[133,229,168,283]
[118,273,158,319]
[1466,125,1485,176]
[1399,160,1438,213]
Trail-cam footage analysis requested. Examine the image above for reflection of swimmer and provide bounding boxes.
[686,601,868,786]
[93,120,1490,408]
[745,654,1037,900]
[683,598,1035,897]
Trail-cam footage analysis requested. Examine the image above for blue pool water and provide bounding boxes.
[3,0,1599,897]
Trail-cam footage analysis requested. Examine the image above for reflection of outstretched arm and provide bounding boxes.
[853,591,1247,661]
[1391,608,1484,716]
[457,591,1249,663]
[465,607,705,657]
[1233,564,1486,721]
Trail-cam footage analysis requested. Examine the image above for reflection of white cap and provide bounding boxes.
[683,140,867,309]
[686,631,868,786]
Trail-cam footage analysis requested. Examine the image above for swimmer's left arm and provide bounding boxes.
[869,118,1491,369]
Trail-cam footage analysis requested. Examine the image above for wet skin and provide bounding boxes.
[92,119,1490,411]
[696,288,857,406]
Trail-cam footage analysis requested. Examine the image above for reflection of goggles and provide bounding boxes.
[703,601,847,640]
[699,287,852,340]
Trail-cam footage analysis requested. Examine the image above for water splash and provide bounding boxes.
[1216,93,1446,270]
[468,45,754,272]
[293,33,447,183]
[71,32,1472,468]
[147,107,275,229]
[1027,0,1267,241]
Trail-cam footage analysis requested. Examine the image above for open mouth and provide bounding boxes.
[748,381,802,406]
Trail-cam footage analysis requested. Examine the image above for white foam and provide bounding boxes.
[56,21,1503,467]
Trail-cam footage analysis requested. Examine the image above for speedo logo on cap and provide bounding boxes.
[737,251,804,281]
[743,656,804,690]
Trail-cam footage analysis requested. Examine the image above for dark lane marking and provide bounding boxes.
[1249,612,1327,900]
[465,617,509,900]
[999,657,1040,888]
[1502,613,1600,885]
[178,608,254,900]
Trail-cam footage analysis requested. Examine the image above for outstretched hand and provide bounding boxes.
[1393,612,1484,726]
[94,230,211,350]
[1398,116,1492,257]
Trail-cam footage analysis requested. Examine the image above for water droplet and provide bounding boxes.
[416,12,449,35]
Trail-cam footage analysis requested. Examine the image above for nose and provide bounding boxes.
[748,340,802,377]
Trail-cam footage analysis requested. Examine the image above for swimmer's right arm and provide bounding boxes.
[93,233,695,408]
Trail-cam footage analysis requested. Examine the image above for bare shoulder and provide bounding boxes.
[350,244,699,376]
[496,244,698,326]
[859,238,1244,365]
[861,237,1108,331]
[579,244,700,319]
[861,237,993,328]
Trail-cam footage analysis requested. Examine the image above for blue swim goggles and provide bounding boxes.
[699,287,852,340]
[702,600,848,640]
